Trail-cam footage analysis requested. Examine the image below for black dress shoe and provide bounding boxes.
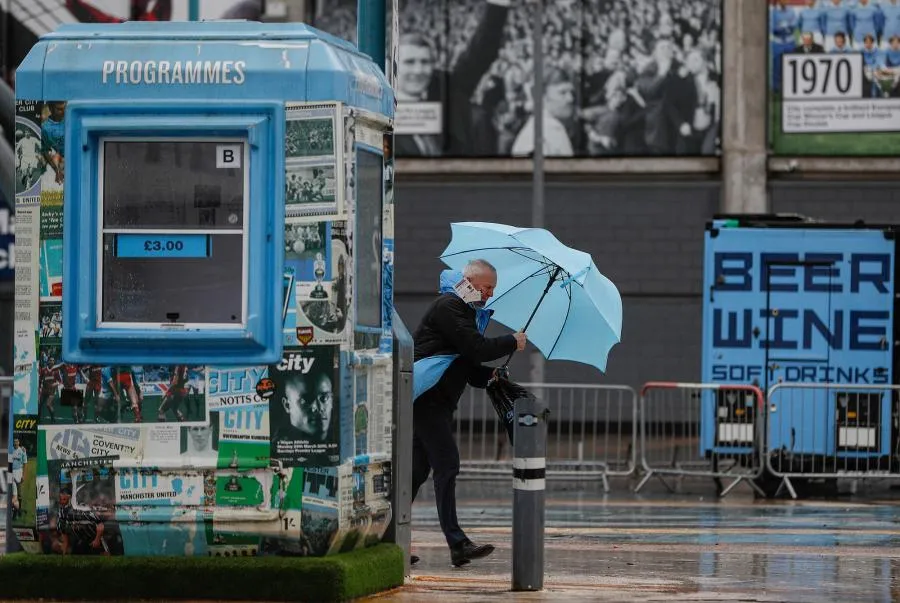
[450,539,495,567]
[410,555,420,566]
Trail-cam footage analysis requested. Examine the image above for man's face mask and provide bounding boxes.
[454,277,483,306]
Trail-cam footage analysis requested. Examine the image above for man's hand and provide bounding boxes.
[513,332,527,351]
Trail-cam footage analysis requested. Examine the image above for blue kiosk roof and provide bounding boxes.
[16,21,394,117]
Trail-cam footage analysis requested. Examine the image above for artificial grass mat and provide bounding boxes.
[0,543,404,602]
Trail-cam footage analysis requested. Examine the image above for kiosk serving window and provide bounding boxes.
[354,147,383,332]
[61,102,284,365]
[99,139,247,327]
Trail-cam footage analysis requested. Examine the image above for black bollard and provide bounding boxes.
[511,392,550,591]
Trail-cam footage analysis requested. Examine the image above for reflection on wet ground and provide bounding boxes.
[4,477,900,601]
[381,479,900,602]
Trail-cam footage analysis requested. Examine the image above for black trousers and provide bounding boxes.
[411,394,467,548]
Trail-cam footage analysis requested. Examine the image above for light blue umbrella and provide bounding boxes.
[440,222,623,373]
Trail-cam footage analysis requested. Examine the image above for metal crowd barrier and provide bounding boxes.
[635,382,767,498]
[454,383,638,492]
[765,382,900,499]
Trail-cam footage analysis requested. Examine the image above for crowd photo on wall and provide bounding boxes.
[313,0,723,158]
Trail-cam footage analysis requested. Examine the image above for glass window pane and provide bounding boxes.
[103,141,245,229]
[101,233,243,325]
[355,149,383,329]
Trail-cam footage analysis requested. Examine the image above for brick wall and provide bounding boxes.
[771,182,900,223]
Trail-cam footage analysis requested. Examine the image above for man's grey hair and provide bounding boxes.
[463,259,497,278]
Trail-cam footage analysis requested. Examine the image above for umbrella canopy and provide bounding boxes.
[440,222,623,373]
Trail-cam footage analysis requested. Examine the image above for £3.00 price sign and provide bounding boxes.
[115,233,211,259]
[145,240,183,252]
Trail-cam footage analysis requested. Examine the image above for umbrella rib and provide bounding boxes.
[507,248,555,267]
[546,281,574,359]
[441,246,546,260]
[442,247,560,272]
[486,264,557,311]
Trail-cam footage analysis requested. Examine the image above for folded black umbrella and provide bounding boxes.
[486,375,534,446]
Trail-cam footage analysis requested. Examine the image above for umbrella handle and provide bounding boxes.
[499,265,562,371]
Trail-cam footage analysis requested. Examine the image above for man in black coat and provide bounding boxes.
[411,259,526,567]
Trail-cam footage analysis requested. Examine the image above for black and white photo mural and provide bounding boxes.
[313,0,723,158]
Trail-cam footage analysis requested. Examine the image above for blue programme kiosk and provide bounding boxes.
[10,20,403,561]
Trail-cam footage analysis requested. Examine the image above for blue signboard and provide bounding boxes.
[116,233,211,259]
[702,226,894,389]
[701,221,896,458]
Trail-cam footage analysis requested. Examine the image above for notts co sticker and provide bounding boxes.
[216,145,241,168]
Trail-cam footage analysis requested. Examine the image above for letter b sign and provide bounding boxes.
[216,144,242,169]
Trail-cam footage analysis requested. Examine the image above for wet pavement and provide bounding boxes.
[371,479,900,602]
[3,477,900,601]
